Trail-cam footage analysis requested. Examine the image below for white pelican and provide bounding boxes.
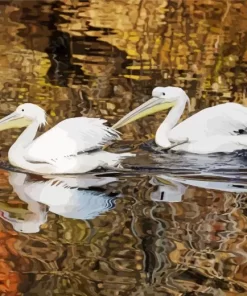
[0,104,134,174]
[113,86,247,154]
[0,172,119,233]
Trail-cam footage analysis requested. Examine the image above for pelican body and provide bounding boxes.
[113,86,247,154]
[0,104,133,174]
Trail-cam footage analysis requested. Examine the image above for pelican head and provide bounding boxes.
[0,103,46,131]
[113,86,190,129]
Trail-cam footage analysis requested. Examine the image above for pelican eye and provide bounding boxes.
[22,109,24,112]
[162,92,165,96]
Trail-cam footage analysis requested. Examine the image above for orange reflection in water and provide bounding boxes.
[0,229,29,296]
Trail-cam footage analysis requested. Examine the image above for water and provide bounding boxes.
[0,0,247,295]
[1,171,247,295]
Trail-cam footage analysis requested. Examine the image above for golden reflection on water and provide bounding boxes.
[1,0,247,146]
[0,170,247,295]
[0,0,247,295]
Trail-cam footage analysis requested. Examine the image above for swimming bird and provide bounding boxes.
[113,86,247,154]
[0,104,134,174]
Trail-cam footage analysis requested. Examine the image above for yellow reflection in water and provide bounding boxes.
[0,1,247,294]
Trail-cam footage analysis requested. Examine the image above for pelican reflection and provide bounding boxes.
[1,172,119,233]
[150,174,247,203]
[150,176,187,202]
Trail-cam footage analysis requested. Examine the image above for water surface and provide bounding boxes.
[0,0,247,295]
[1,170,247,295]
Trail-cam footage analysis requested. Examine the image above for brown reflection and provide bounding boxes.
[0,0,247,295]
[0,0,247,145]
[0,173,245,295]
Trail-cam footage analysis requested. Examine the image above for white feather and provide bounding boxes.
[24,117,121,163]
[169,103,247,141]
[131,86,247,154]
[0,104,134,174]
[167,103,247,153]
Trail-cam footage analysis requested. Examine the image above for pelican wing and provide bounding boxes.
[24,117,120,163]
[169,103,247,141]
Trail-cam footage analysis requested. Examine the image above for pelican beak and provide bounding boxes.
[112,97,176,129]
[0,112,31,131]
